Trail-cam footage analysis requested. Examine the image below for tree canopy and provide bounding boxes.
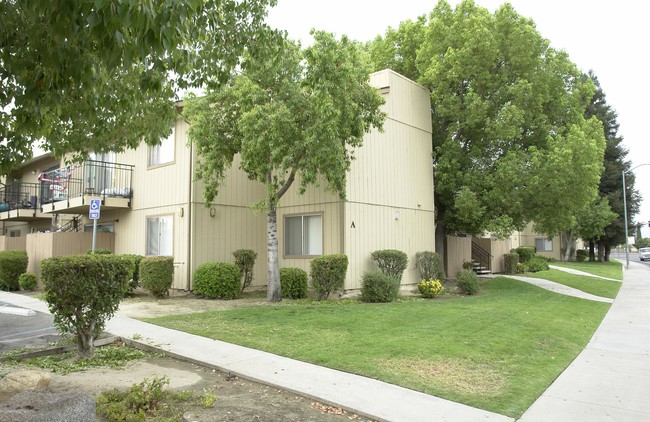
[0,0,275,173]
[367,0,606,245]
[183,31,385,301]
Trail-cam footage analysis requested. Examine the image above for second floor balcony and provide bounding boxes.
[0,182,49,221]
[39,160,134,214]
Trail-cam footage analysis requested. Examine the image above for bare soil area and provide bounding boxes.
[3,290,374,421]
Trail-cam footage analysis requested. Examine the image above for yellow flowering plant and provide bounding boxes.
[418,279,443,298]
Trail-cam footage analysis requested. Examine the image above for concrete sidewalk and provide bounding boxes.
[519,261,650,422]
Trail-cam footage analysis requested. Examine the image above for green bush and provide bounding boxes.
[462,260,474,270]
[526,256,550,272]
[41,254,134,359]
[0,250,29,291]
[516,263,529,274]
[456,269,480,295]
[418,279,443,298]
[576,249,588,262]
[140,256,174,298]
[121,254,144,293]
[19,272,37,291]
[361,270,400,303]
[512,246,536,263]
[414,251,444,280]
[504,253,519,275]
[370,249,408,281]
[280,268,308,299]
[232,249,257,293]
[310,254,348,301]
[87,248,113,255]
[193,262,240,300]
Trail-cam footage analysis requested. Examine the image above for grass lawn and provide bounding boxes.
[551,260,623,280]
[524,269,621,299]
[143,277,610,418]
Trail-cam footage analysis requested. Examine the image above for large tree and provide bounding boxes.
[183,32,385,302]
[367,0,606,263]
[0,0,274,173]
[583,72,640,261]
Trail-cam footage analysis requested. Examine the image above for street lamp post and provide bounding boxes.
[623,163,650,269]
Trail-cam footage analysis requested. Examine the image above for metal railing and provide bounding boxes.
[39,160,134,205]
[0,182,41,212]
[471,241,493,272]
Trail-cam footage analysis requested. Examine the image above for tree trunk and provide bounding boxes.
[266,206,282,302]
[604,243,611,261]
[597,239,605,262]
[589,241,596,262]
[76,329,94,360]
[561,232,574,262]
[435,223,447,279]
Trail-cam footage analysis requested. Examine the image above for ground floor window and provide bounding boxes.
[284,214,323,256]
[535,238,553,252]
[146,215,173,256]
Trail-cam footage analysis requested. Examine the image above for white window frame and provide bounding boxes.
[146,214,174,256]
[284,213,323,257]
[535,238,553,252]
[148,126,175,168]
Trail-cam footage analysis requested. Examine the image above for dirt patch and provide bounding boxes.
[2,354,373,421]
[3,291,375,421]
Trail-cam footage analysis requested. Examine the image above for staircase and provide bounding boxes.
[60,215,83,232]
[471,241,493,275]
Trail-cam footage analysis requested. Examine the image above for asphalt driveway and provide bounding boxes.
[0,301,60,354]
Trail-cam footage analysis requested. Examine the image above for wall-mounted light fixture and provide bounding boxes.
[179,207,184,217]
[394,211,400,221]
[31,170,37,175]
[209,207,216,218]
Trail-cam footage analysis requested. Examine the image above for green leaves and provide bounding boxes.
[184,31,385,208]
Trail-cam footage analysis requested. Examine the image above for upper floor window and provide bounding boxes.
[284,214,323,257]
[148,127,175,167]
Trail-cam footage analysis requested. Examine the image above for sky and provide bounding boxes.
[267,0,650,238]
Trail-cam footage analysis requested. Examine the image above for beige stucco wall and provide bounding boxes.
[518,223,563,261]
[26,232,115,276]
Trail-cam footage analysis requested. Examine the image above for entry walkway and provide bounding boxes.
[519,261,650,421]
[497,275,614,303]
[549,264,621,282]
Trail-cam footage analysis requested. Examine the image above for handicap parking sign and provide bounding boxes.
[89,199,101,219]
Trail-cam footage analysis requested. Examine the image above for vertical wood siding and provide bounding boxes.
[446,235,472,278]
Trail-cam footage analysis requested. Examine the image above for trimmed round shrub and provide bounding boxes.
[576,249,588,262]
[41,254,133,358]
[526,256,550,273]
[418,279,443,298]
[232,249,257,293]
[504,253,519,275]
[361,270,400,303]
[193,262,241,300]
[19,272,38,291]
[456,269,480,295]
[140,256,174,298]
[512,246,536,263]
[121,254,144,293]
[370,249,408,281]
[280,268,308,299]
[0,250,29,291]
[414,251,444,280]
[311,254,348,301]
[516,263,529,274]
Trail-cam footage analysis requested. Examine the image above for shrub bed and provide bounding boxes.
[140,256,174,298]
[193,262,241,300]
[361,270,400,303]
[280,268,308,299]
[0,250,28,291]
[311,254,348,301]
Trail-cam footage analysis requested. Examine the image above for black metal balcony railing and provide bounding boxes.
[0,182,41,212]
[39,160,134,205]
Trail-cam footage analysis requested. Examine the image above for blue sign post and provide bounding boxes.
[89,199,101,252]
